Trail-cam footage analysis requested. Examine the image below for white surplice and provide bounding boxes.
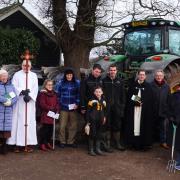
[7,70,38,146]
[134,89,142,136]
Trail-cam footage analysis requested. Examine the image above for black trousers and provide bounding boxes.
[106,105,122,132]
[39,124,53,144]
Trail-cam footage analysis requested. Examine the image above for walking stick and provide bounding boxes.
[167,123,177,173]
[53,118,56,150]
[21,50,34,152]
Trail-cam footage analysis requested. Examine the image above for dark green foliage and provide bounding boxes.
[0,26,40,65]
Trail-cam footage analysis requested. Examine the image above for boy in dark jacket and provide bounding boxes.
[85,86,106,156]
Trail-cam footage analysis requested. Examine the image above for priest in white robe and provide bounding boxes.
[7,60,38,152]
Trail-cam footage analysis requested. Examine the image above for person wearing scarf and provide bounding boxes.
[151,69,171,149]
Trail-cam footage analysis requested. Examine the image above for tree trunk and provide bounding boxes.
[63,42,91,78]
[52,0,100,78]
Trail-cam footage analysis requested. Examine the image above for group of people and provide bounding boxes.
[0,61,180,170]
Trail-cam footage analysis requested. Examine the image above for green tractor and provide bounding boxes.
[96,18,180,91]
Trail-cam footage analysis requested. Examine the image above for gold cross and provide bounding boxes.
[20,49,34,61]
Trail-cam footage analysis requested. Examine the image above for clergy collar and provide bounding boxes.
[137,80,144,84]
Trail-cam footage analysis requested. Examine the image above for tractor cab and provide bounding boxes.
[123,18,180,63]
[122,19,180,90]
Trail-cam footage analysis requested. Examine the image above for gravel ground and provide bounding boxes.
[0,144,179,180]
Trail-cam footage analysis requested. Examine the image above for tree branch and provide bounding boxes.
[93,29,122,47]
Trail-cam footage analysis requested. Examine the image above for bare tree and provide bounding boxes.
[1,0,180,75]
[0,0,24,5]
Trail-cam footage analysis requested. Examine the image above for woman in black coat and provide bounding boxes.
[168,85,180,170]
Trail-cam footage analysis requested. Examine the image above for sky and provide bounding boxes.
[24,0,41,21]
[2,0,179,58]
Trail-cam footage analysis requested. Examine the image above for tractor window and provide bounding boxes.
[124,30,162,56]
[169,29,180,55]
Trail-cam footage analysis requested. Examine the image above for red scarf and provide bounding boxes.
[154,79,165,86]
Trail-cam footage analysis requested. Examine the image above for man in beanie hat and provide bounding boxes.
[56,68,80,148]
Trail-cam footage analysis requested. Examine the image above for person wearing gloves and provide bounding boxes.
[56,68,80,148]
[85,86,106,156]
[7,60,38,152]
[37,79,60,151]
[168,85,180,171]
[0,69,17,154]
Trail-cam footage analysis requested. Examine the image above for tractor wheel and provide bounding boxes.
[164,59,180,92]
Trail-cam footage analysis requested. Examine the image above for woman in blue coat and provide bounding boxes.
[0,69,17,154]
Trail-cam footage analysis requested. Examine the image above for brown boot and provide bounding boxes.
[160,143,170,149]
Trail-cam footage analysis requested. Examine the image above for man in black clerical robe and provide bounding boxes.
[125,69,153,150]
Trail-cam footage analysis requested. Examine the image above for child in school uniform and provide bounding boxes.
[85,86,106,156]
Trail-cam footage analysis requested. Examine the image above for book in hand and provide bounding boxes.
[47,111,60,119]
[85,124,90,135]
[131,95,141,103]
[68,103,76,110]
[4,91,16,100]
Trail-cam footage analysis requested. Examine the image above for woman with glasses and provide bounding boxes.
[37,79,60,151]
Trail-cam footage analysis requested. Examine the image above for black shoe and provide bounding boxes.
[88,150,96,156]
[59,143,65,148]
[100,141,113,153]
[67,144,78,148]
[104,148,113,153]
[96,141,104,155]
[1,145,8,155]
[116,144,126,151]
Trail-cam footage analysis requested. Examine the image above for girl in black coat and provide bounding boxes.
[168,85,180,170]
[85,86,106,156]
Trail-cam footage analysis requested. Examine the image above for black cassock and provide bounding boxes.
[125,80,154,148]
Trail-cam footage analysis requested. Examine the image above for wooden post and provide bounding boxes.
[20,50,34,152]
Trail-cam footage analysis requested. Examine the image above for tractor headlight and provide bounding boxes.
[169,21,174,25]
[159,21,165,25]
[151,22,156,25]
